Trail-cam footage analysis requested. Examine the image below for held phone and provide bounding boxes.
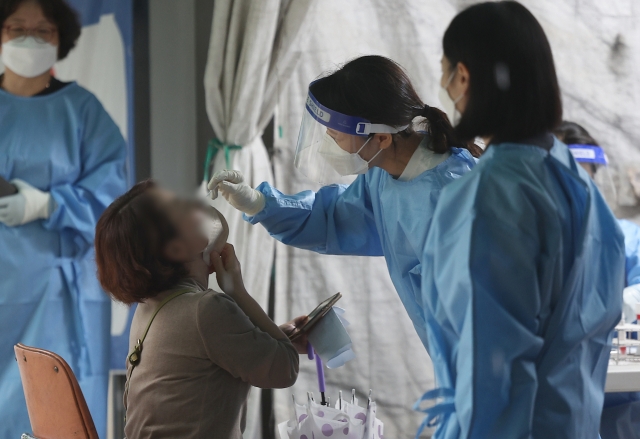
[289,292,342,341]
[0,177,17,197]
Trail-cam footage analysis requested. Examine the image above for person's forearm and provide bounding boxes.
[247,182,384,256]
[232,289,288,340]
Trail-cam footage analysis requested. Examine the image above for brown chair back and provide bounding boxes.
[14,343,99,439]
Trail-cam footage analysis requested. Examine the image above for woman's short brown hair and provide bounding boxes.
[0,0,81,60]
[95,180,188,305]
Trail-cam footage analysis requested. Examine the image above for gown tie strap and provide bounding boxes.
[208,138,243,176]
[413,387,456,439]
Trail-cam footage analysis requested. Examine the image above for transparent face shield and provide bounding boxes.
[568,144,617,205]
[294,83,408,185]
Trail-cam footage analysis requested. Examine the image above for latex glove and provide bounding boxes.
[0,179,52,226]
[207,170,265,216]
[623,284,640,323]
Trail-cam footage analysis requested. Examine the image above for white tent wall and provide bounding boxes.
[539,0,640,218]
[271,1,640,438]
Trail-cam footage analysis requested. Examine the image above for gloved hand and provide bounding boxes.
[207,170,265,216]
[623,284,640,323]
[0,179,53,227]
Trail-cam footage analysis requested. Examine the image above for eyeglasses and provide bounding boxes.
[2,25,57,44]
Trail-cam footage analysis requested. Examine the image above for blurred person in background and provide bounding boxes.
[0,0,126,436]
[555,120,640,439]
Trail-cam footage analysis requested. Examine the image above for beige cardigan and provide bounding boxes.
[124,279,299,439]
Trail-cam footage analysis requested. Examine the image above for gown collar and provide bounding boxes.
[398,136,451,181]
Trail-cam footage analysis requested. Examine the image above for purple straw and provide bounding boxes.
[308,343,327,404]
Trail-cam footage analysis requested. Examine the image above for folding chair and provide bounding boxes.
[14,343,99,439]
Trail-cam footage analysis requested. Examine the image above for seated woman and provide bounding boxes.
[95,180,305,439]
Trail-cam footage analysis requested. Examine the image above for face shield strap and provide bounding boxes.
[568,144,609,166]
[306,86,408,136]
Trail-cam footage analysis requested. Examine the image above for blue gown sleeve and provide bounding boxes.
[246,176,383,256]
[619,219,640,286]
[43,95,127,256]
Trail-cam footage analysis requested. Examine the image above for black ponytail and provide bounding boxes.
[310,55,482,158]
[418,105,481,157]
[416,105,451,154]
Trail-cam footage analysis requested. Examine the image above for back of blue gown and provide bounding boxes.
[419,139,625,439]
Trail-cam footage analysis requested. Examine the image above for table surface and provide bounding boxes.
[606,362,640,392]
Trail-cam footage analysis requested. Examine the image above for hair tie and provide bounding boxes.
[422,104,430,116]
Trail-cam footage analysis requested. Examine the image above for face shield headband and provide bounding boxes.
[294,81,410,185]
[568,144,609,166]
[305,82,409,136]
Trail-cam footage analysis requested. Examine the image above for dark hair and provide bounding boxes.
[310,55,482,158]
[443,1,562,143]
[95,180,188,305]
[554,120,599,146]
[0,0,81,60]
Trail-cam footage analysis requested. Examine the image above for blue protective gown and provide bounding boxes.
[418,138,625,439]
[246,147,476,349]
[600,219,640,439]
[0,82,126,438]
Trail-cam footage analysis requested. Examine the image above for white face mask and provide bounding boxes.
[318,133,381,176]
[1,37,58,78]
[438,70,464,126]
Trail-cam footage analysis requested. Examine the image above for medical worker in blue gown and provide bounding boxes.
[0,0,126,437]
[555,120,640,439]
[414,3,625,439]
[207,55,481,351]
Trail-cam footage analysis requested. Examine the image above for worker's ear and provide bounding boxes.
[449,61,470,113]
[455,62,470,95]
[375,133,393,150]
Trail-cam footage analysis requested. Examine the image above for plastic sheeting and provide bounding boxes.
[270,1,640,438]
[202,2,317,438]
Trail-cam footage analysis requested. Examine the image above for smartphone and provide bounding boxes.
[0,177,17,197]
[289,292,342,341]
